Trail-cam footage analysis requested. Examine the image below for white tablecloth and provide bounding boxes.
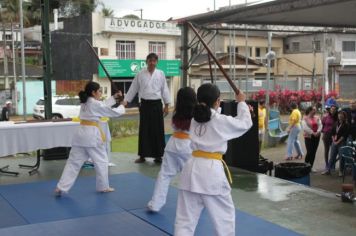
[0,121,80,157]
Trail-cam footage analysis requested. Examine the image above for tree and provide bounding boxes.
[100,3,114,17]
[123,14,140,20]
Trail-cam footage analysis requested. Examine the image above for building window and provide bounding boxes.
[227,46,238,54]
[255,47,261,57]
[5,34,12,40]
[313,41,321,52]
[292,42,300,52]
[149,42,166,59]
[100,48,109,56]
[116,41,135,59]
[342,41,356,52]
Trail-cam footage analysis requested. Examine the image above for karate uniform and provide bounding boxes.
[57,97,125,192]
[125,68,171,159]
[174,102,252,236]
[148,128,191,211]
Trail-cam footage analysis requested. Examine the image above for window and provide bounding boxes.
[292,42,300,52]
[255,47,261,57]
[313,41,321,52]
[55,98,80,106]
[227,46,238,54]
[36,99,45,105]
[116,41,135,59]
[5,34,12,40]
[149,42,166,59]
[100,48,108,56]
[342,41,356,52]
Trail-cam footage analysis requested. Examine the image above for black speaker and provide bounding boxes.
[221,100,259,172]
[43,147,71,160]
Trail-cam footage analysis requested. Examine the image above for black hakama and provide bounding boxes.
[138,99,165,159]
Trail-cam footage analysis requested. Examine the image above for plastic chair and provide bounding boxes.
[339,146,356,183]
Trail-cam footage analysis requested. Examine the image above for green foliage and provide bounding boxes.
[109,119,139,138]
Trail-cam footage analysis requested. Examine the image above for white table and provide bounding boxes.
[0,121,79,175]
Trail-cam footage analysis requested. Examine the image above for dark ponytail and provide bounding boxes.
[193,83,220,123]
[79,82,100,103]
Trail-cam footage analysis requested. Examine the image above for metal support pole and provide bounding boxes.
[181,23,189,88]
[266,32,272,109]
[20,0,27,120]
[11,23,17,114]
[41,0,52,119]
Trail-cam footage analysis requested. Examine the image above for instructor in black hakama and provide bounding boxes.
[122,53,171,163]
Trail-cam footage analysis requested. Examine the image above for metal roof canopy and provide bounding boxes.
[181,0,356,29]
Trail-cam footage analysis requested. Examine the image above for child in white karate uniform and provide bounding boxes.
[147,87,197,212]
[55,82,125,195]
[174,83,252,236]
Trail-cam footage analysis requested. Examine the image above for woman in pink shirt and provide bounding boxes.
[302,106,322,171]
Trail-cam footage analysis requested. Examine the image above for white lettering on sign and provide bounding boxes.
[105,18,181,36]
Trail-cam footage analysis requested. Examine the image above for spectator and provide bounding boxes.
[302,106,322,172]
[322,111,349,176]
[342,100,356,141]
[321,105,338,169]
[285,102,303,160]
[258,100,267,153]
[1,101,12,121]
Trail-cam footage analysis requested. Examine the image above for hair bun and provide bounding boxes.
[193,103,211,123]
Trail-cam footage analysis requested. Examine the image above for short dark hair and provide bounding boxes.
[146,53,158,61]
[290,102,298,109]
[259,100,266,106]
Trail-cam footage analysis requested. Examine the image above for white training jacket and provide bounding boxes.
[72,97,125,148]
[179,102,253,196]
[124,68,171,104]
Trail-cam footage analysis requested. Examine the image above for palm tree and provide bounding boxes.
[99,2,114,17]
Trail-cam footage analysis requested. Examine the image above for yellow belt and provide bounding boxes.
[192,150,233,184]
[80,120,106,142]
[173,132,190,139]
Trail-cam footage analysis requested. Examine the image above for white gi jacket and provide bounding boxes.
[179,102,252,196]
[72,97,125,148]
[124,68,171,104]
[165,127,192,154]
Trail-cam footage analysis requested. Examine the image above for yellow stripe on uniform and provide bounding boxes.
[192,150,233,184]
[80,120,106,142]
[173,132,190,139]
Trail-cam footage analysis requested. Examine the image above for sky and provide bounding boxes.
[100,0,274,21]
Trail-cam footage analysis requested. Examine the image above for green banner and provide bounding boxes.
[98,59,181,78]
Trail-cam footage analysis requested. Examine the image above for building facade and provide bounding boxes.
[91,13,181,106]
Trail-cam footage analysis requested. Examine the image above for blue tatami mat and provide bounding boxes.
[106,172,179,211]
[131,207,302,236]
[0,177,124,224]
[0,196,28,228]
[0,212,168,236]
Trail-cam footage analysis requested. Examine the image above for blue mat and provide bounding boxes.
[0,212,168,236]
[0,178,124,224]
[0,196,28,228]
[0,172,302,235]
[106,172,179,211]
[131,207,302,236]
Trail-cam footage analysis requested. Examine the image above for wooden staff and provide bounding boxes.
[85,39,123,104]
[187,22,240,95]
[187,22,255,117]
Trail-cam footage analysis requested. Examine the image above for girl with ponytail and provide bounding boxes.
[55,81,125,196]
[147,87,197,212]
[175,83,253,236]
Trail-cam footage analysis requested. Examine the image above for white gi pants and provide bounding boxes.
[57,145,109,192]
[174,190,235,236]
[148,151,190,211]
